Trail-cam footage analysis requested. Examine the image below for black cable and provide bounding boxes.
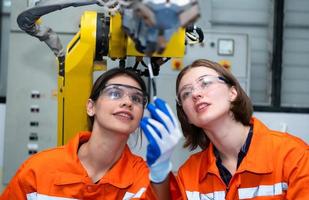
[151,78,157,97]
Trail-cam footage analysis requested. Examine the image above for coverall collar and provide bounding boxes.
[54,132,135,188]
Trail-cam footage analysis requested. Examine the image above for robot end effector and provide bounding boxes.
[121,0,200,55]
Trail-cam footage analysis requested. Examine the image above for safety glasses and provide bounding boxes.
[177,75,229,105]
[100,84,148,107]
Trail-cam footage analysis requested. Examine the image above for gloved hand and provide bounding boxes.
[140,98,182,183]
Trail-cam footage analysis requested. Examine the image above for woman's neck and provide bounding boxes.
[203,116,250,175]
[203,116,250,160]
[78,127,129,183]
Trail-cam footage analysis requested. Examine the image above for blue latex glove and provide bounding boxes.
[140,98,182,183]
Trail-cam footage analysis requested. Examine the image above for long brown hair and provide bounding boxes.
[176,59,253,150]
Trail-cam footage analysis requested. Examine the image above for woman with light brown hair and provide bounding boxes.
[141,59,309,200]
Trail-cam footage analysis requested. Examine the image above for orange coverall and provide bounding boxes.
[172,118,309,200]
[1,132,156,200]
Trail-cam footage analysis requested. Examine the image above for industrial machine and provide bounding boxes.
[16,0,202,145]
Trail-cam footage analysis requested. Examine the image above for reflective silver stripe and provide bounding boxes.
[27,188,147,200]
[122,187,146,200]
[26,192,37,200]
[186,191,200,200]
[26,192,78,200]
[201,191,226,200]
[238,182,288,199]
[186,191,226,200]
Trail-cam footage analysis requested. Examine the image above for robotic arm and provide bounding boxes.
[16,0,202,144]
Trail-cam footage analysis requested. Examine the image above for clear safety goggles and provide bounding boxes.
[100,84,148,107]
[177,75,229,105]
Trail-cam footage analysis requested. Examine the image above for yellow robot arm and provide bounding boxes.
[58,11,97,144]
[17,0,201,145]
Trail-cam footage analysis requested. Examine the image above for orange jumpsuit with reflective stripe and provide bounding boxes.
[1,132,156,200]
[172,118,309,200]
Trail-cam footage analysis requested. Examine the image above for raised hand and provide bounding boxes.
[140,98,182,183]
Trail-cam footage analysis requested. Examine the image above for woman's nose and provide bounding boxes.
[120,95,133,108]
[191,88,203,102]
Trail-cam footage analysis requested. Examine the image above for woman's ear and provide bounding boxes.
[86,99,95,116]
[229,86,238,102]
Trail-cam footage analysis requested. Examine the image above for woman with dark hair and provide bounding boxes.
[141,59,309,199]
[1,68,156,199]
